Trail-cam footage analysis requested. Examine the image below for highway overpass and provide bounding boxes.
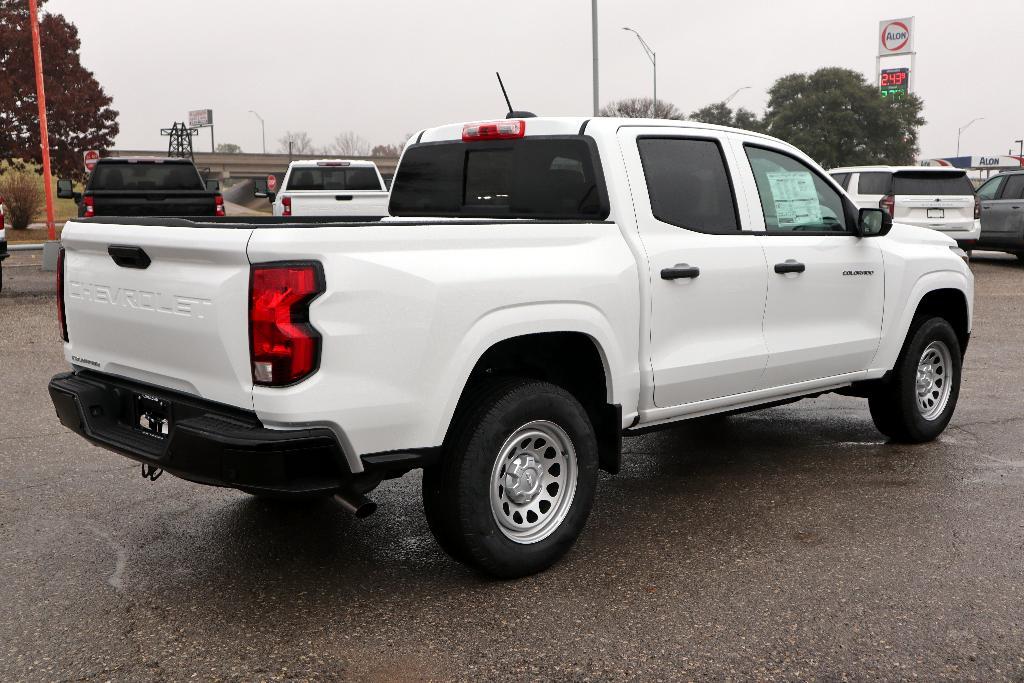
[106,150,400,182]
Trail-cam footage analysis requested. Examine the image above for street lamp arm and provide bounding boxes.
[622,27,655,63]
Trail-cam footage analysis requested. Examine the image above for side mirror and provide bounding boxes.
[205,179,220,192]
[252,178,268,198]
[858,208,892,237]
[56,178,75,200]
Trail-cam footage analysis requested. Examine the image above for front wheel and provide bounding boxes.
[422,379,598,578]
[868,317,962,442]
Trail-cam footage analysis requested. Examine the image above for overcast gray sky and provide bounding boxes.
[45,0,1024,160]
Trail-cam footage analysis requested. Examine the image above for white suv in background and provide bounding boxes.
[830,166,981,249]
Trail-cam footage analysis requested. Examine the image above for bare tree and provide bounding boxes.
[370,143,402,157]
[331,131,370,156]
[600,97,685,120]
[277,131,315,154]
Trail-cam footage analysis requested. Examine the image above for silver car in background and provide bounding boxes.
[975,170,1024,261]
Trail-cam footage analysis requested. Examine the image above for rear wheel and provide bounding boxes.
[423,378,598,578]
[868,317,962,443]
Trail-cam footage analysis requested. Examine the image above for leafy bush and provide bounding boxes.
[0,169,44,229]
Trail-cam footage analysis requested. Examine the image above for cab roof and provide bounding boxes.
[830,165,966,174]
[416,116,782,144]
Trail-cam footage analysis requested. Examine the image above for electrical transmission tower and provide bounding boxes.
[160,122,199,159]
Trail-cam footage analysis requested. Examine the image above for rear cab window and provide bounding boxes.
[88,161,204,191]
[285,166,383,192]
[389,137,609,220]
[892,172,974,196]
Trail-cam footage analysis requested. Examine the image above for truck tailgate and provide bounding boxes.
[90,191,218,217]
[285,191,389,217]
[60,221,255,408]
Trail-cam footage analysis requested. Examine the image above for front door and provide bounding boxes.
[735,141,884,389]
[619,127,769,408]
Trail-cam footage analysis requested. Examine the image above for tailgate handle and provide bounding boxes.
[108,245,151,269]
[334,195,353,201]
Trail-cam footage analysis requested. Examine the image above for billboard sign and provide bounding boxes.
[188,109,213,127]
[879,17,914,56]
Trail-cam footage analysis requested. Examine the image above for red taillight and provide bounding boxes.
[282,196,292,217]
[974,195,981,220]
[83,195,95,218]
[879,194,895,218]
[249,262,324,386]
[462,119,526,141]
[57,247,68,342]
[214,194,226,217]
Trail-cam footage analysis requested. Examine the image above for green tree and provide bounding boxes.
[0,0,119,180]
[215,142,243,154]
[763,67,924,167]
[689,102,764,132]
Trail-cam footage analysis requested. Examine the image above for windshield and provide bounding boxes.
[893,172,974,196]
[285,167,382,191]
[389,137,608,219]
[89,162,204,191]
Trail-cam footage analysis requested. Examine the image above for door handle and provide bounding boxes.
[661,263,700,280]
[1012,206,1021,210]
[335,195,354,201]
[108,245,152,269]
[774,259,806,274]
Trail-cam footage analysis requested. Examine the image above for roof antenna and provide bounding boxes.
[496,72,536,119]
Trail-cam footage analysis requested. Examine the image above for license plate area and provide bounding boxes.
[927,208,944,219]
[134,393,171,438]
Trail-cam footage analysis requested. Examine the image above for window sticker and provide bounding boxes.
[766,171,822,227]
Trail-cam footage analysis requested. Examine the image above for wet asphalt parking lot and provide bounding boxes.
[1,250,1023,681]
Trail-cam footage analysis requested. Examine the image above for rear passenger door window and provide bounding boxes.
[637,137,741,233]
[858,172,892,195]
[830,172,851,190]
[1002,175,1024,199]
[744,146,849,233]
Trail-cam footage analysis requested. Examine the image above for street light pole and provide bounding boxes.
[249,110,266,154]
[623,27,656,117]
[591,0,599,116]
[956,117,984,158]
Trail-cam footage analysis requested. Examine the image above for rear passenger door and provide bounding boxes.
[733,140,884,389]
[619,127,769,408]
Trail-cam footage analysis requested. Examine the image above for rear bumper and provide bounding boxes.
[48,370,355,494]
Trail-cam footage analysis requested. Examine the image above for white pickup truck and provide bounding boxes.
[255,159,389,218]
[49,116,973,578]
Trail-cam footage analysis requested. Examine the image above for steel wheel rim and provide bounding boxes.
[489,420,578,545]
[915,340,953,421]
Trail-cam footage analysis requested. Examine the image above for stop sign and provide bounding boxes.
[83,150,100,173]
[267,174,277,192]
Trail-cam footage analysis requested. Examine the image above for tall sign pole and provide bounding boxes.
[591,0,599,116]
[28,0,56,241]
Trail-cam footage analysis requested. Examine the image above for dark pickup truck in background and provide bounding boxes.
[57,157,225,218]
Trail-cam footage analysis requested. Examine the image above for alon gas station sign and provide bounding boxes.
[877,17,916,99]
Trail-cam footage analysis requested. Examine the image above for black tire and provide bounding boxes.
[868,317,962,443]
[422,378,598,579]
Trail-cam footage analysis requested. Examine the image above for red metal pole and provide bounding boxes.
[28,0,56,241]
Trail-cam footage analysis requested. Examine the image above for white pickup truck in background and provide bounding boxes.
[254,159,389,218]
[50,116,973,578]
